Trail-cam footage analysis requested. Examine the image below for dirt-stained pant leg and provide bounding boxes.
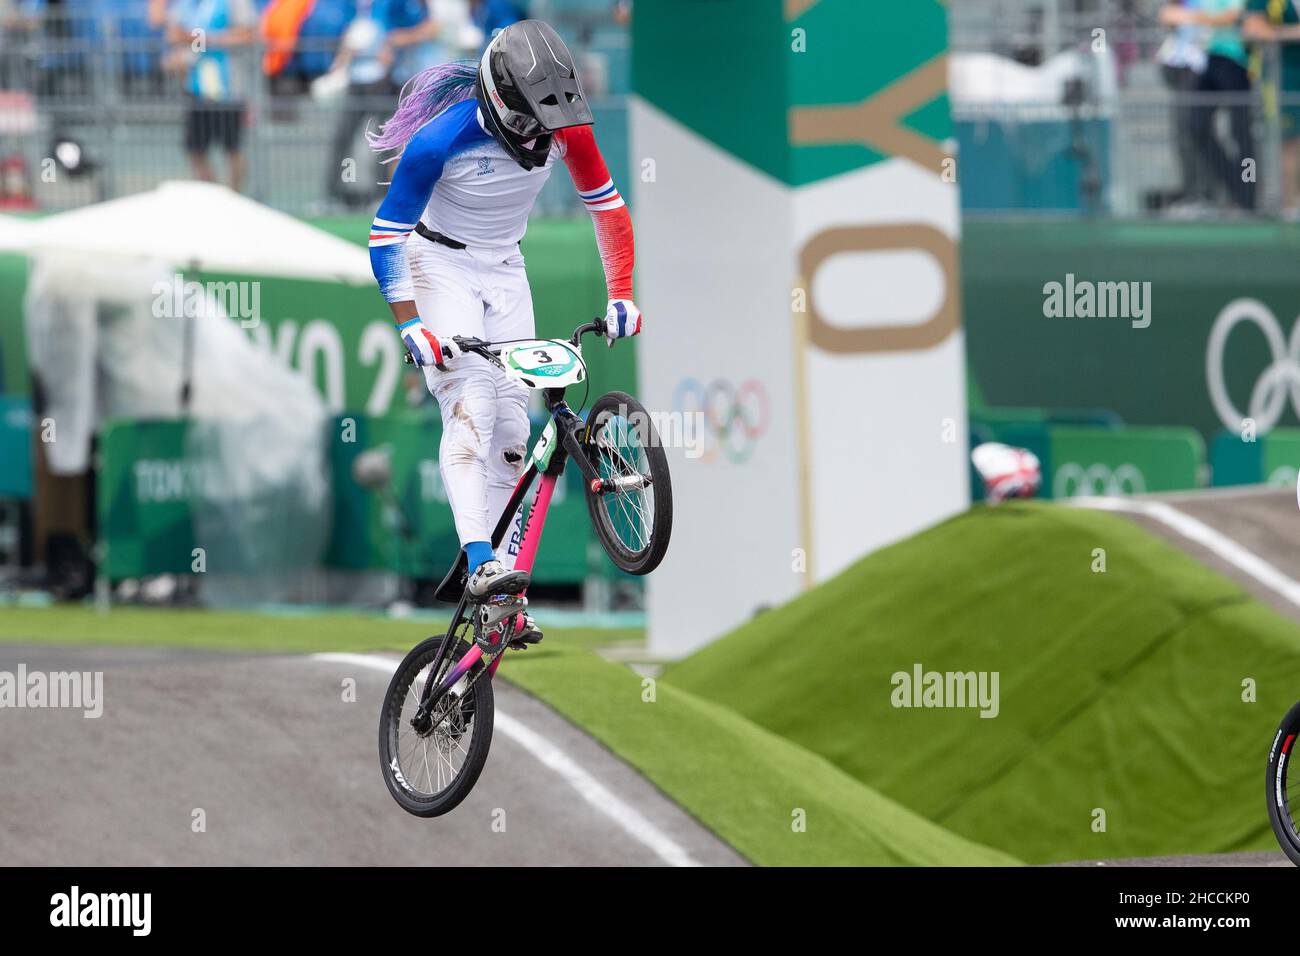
[486,384,529,568]
[408,238,537,557]
[428,366,500,545]
[480,247,536,569]
[409,239,497,546]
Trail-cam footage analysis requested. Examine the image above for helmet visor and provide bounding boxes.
[501,108,545,139]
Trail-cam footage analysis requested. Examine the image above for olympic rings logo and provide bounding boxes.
[1052,462,1146,498]
[672,378,771,464]
[1207,298,1300,433]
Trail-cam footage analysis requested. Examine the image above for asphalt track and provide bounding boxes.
[0,644,746,866]
[1123,486,1300,622]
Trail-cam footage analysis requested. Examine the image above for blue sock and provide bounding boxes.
[465,541,495,573]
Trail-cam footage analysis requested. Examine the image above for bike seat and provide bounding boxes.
[433,552,468,605]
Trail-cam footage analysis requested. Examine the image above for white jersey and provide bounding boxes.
[370,97,633,305]
[422,133,559,247]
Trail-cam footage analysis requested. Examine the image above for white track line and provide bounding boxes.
[309,651,701,867]
[1071,495,1300,609]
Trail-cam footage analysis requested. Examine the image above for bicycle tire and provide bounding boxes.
[1266,699,1300,866]
[378,633,494,817]
[581,390,673,575]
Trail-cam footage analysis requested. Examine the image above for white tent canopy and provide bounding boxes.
[26,180,373,283]
[0,213,30,253]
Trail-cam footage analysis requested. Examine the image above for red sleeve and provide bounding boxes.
[557,125,635,301]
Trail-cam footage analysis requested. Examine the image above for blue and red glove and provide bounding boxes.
[604,299,643,346]
[398,318,461,370]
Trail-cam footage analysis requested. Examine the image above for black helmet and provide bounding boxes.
[475,20,594,170]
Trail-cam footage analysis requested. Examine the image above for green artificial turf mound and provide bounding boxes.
[502,641,1021,866]
[665,502,1300,863]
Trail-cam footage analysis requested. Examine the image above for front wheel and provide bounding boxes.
[1266,699,1300,866]
[378,633,494,817]
[582,390,673,575]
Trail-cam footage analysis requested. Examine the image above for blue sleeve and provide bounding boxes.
[368,119,452,303]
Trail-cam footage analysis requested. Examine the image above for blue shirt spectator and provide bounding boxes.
[472,0,525,51]
[292,0,353,78]
[334,0,437,86]
[19,0,163,75]
[168,0,257,100]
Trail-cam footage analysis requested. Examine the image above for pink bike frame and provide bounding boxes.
[436,470,559,685]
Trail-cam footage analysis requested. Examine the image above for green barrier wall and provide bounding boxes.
[210,216,636,417]
[978,423,1203,500]
[0,396,32,499]
[0,217,636,412]
[7,215,637,564]
[1211,427,1300,487]
[964,219,1300,444]
[1045,425,1204,498]
[99,413,601,584]
[12,215,1297,443]
[98,419,201,578]
[0,253,28,396]
[326,410,596,584]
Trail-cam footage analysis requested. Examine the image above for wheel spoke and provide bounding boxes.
[595,414,654,556]
[387,644,481,800]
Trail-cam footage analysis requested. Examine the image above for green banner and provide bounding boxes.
[326,411,596,584]
[0,218,636,415]
[233,217,634,418]
[99,414,602,585]
[981,423,1203,500]
[964,220,1300,444]
[98,420,201,578]
[1045,426,1204,499]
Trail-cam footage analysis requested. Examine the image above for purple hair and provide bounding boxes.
[368,60,479,155]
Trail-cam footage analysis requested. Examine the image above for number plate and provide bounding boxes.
[502,340,586,388]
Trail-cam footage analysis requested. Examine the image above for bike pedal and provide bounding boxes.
[507,630,543,651]
[478,593,527,628]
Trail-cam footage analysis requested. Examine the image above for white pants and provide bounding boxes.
[408,236,533,565]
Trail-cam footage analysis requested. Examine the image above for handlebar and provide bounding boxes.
[402,316,607,366]
[570,316,606,345]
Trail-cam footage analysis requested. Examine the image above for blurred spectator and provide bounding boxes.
[13,0,94,96]
[428,0,480,59]
[1161,1,1255,211]
[107,0,167,93]
[470,0,524,51]
[165,0,257,192]
[11,0,163,95]
[1157,1,1212,208]
[262,0,351,93]
[322,0,441,207]
[1244,0,1300,213]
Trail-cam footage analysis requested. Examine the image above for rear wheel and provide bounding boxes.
[378,631,493,817]
[1266,700,1300,866]
[582,390,673,575]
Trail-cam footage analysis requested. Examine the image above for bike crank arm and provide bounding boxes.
[417,645,505,736]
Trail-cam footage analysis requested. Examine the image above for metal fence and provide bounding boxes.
[0,12,630,217]
[6,1,1300,220]
[950,0,1300,218]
